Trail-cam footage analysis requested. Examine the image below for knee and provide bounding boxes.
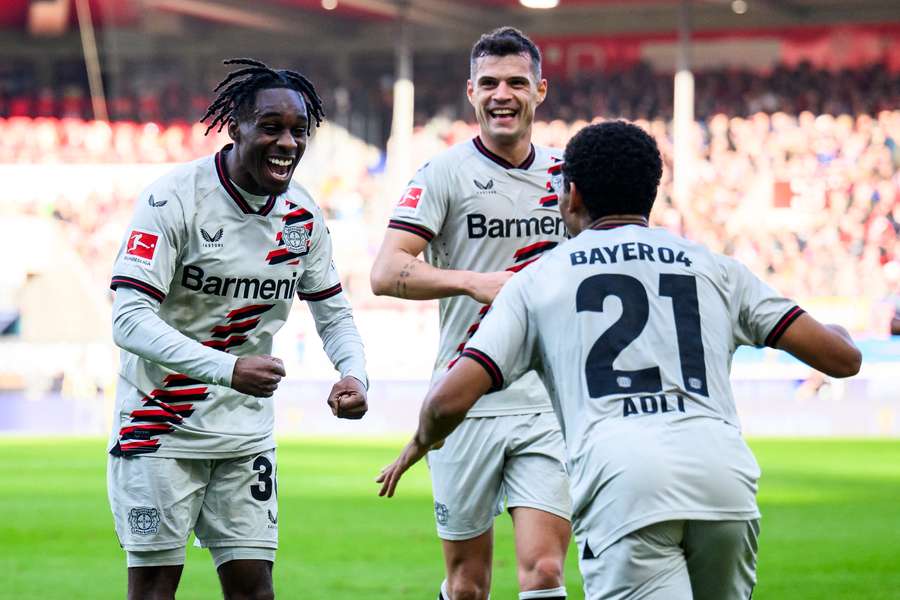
[521,556,564,589]
[448,577,490,600]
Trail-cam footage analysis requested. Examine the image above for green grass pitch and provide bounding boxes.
[1,438,899,599]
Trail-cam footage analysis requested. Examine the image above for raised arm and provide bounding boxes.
[775,313,862,378]
[369,229,512,304]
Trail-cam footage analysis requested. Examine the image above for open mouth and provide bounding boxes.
[265,156,294,182]
[488,107,518,124]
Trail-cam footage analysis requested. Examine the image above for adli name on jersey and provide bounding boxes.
[282,223,311,255]
[201,227,224,248]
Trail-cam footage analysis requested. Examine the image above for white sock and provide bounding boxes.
[519,586,567,599]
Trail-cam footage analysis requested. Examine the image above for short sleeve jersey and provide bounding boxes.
[388,137,567,416]
[108,145,343,458]
[465,223,804,554]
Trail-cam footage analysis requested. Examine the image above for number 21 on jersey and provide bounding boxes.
[576,274,709,398]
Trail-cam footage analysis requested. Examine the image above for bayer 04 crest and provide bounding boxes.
[282,222,311,256]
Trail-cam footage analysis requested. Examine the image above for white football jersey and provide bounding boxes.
[389,137,567,416]
[465,222,804,554]
[109,145,345,458]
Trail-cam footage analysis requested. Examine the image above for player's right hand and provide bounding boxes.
[231,355,286,397]
[376,437,430,498]
[468,270,514,304]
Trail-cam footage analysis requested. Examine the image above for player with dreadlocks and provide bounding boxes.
[106,58,368,599]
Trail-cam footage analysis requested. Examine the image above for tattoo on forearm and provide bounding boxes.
[396,260,418,299]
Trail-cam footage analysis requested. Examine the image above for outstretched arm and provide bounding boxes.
[370,229,512,304]
[775,313,862,378]
[376,358,493,497]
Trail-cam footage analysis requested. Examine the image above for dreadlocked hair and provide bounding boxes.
[201,58,325,136]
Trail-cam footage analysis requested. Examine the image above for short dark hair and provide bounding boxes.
[470,27,541,80]
[201,58,325,136]
[562,121,663,220]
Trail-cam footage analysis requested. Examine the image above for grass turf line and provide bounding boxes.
[0,438,898,599]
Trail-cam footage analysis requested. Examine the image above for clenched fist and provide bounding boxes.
[231,355,286,397]
[327,376,368,420]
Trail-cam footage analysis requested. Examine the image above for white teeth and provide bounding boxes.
[491,109,515,116]
[268,157,292,167]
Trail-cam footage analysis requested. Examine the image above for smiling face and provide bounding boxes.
[227,87,309,196]
[467,53,547,147]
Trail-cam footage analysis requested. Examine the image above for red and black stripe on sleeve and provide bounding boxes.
[764,305,805,348]
[110,276,166,302]
[298,283,343,302]
[388,219,435,243]
[460,347,504,392]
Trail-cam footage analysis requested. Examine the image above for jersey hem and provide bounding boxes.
[108,442,276,460]
[465,406,554,418]
[586,508,762,558]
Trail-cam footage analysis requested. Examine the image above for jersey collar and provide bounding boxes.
[214,144,278,216]
[590,216,650,230]
[472,136,536,170]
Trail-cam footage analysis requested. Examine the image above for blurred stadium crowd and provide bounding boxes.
[3,59,899,134]
[1,60,898,340]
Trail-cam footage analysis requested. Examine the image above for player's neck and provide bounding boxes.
[589,214,649,229]
[224,146,267,197]
[478,132,533,167]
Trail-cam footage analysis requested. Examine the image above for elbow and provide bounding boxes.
[111,309,141,355]
[823,345,862,378]
[427,392,467,423]
[369,263,392,297]
[832,347,862,378]
[112,322,133,354]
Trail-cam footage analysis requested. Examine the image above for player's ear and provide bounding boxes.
[466,79,476,107]
[567,181,586,216]
[535,78,548,105]
[227,118,239,143]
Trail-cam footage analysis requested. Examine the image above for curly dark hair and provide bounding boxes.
[470,27,541,80]
[562,121,663,220]
[201,58,325,136]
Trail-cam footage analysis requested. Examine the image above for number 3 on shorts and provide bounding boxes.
[250,455,276,501]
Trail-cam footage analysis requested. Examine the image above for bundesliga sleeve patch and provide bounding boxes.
[124,230,160,267]
[397,185,425,209]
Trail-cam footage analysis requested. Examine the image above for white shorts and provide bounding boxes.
[108,450,279,564]
[427,412,572,541]
[579,519,759,600]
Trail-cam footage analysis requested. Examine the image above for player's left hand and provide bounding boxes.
[376,438,429,497]
[327,376,368,420]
